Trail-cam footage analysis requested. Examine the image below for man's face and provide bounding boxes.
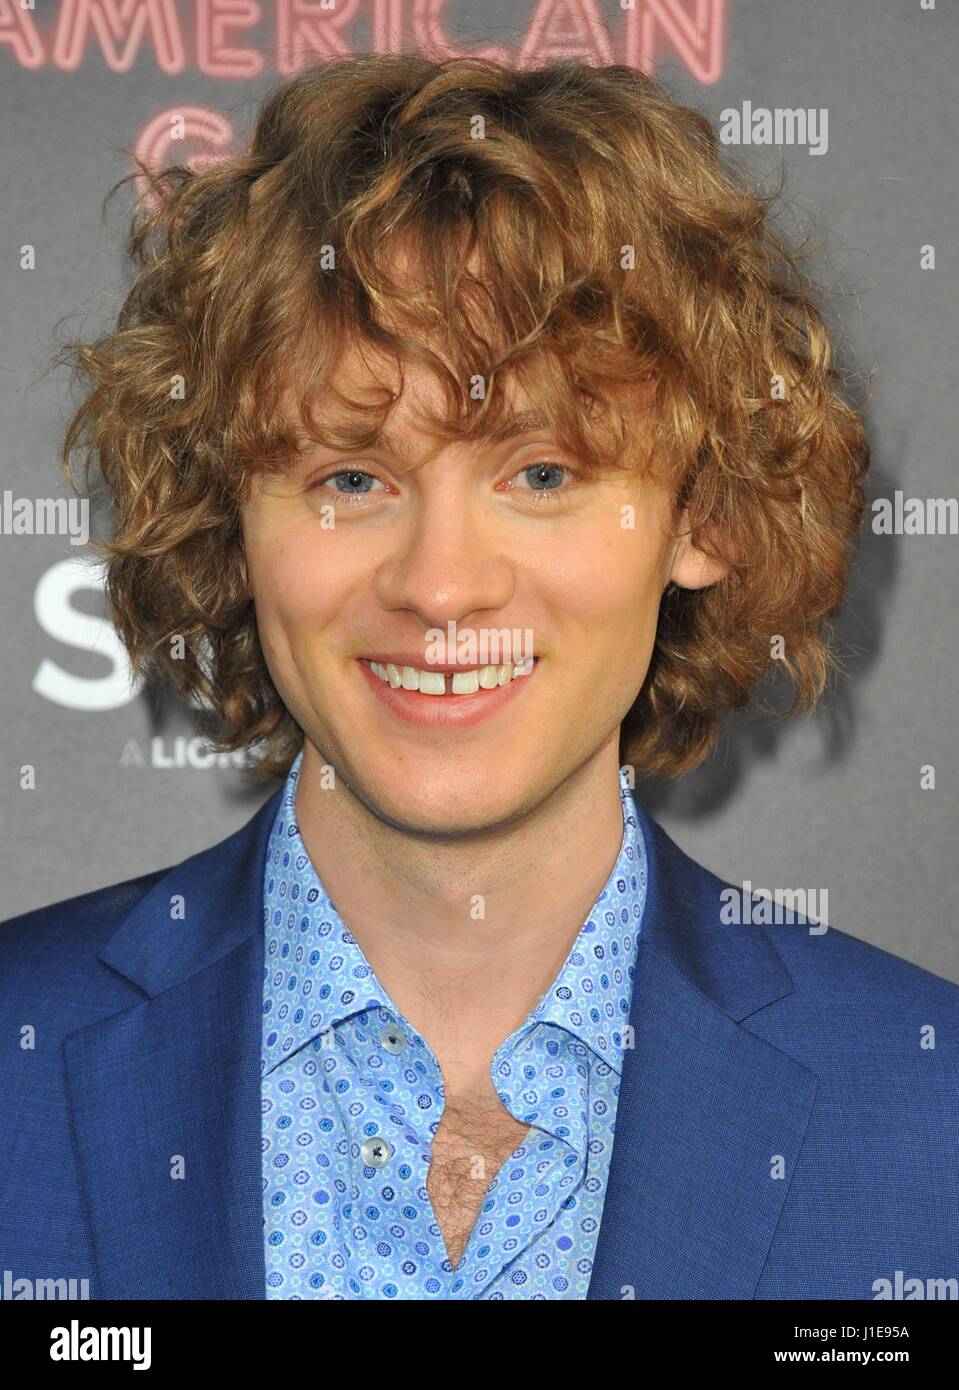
[241,342,723,835]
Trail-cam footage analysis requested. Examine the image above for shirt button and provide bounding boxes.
[360,1137,393,1168]
[379,1024,408,1054]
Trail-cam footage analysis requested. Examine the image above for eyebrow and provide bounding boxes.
[300,408,554,464]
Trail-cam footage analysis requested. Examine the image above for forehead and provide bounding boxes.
[274,220,662,471]
[280,333,559,452]
[280,230,569,441]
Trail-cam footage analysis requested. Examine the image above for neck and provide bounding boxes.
[293,735,628,1075]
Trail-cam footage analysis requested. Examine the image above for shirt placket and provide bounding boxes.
[451,1027,586,1297]
[339,1008,453,1295]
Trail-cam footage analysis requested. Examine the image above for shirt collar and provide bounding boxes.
[262,752,646,1077]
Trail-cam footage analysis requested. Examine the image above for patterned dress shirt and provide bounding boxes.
[261,751,647,1299]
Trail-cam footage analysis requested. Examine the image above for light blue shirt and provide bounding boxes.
[261,752,647,1298]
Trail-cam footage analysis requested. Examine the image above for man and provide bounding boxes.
[2,54,956,1301]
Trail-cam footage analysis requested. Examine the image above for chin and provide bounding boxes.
[360,767,533,838]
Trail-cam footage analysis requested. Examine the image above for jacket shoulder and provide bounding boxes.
[757,903,959,1014]
[639,802,959,1062]
[639,799,959,1014]
[709,871,959,1081]
[0,867,168,951]
[0,788,281,1016]
[0,869,170,1007]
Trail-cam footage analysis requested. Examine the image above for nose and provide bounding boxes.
[372,472,515,630]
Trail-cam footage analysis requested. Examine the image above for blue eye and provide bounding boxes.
[308,469,387,503]
[520,463,568,490]
[328,470,380,494]
[507,462,581,504]
[307,459,580,509]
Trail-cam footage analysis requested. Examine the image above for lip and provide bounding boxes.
[357,656,539,729]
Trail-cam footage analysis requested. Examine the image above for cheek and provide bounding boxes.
[246,537,335,700]
[246,526,345,629]
[547,530,666,634]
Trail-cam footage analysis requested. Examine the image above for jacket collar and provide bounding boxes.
[67,783,815,1299]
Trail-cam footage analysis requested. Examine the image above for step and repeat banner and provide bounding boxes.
[2,0,957,982]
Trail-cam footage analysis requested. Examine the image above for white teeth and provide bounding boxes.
[452,669,480,695]
[418,670,446,697]
[366,658,536,695]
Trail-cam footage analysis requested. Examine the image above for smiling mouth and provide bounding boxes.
[362,657,538,696]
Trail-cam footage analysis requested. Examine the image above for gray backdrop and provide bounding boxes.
[3,0,957,982]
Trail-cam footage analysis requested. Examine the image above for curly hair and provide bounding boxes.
[58,53,870,783]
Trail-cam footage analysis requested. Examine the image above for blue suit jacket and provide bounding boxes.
[1,789,957,1300]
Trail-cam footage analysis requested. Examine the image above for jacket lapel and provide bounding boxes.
[587,797,818,1299]
[64,788,282,1299]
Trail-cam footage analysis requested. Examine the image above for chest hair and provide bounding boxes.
[426,1093,532,1269]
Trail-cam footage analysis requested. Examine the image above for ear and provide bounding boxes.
[665,511,730,591]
